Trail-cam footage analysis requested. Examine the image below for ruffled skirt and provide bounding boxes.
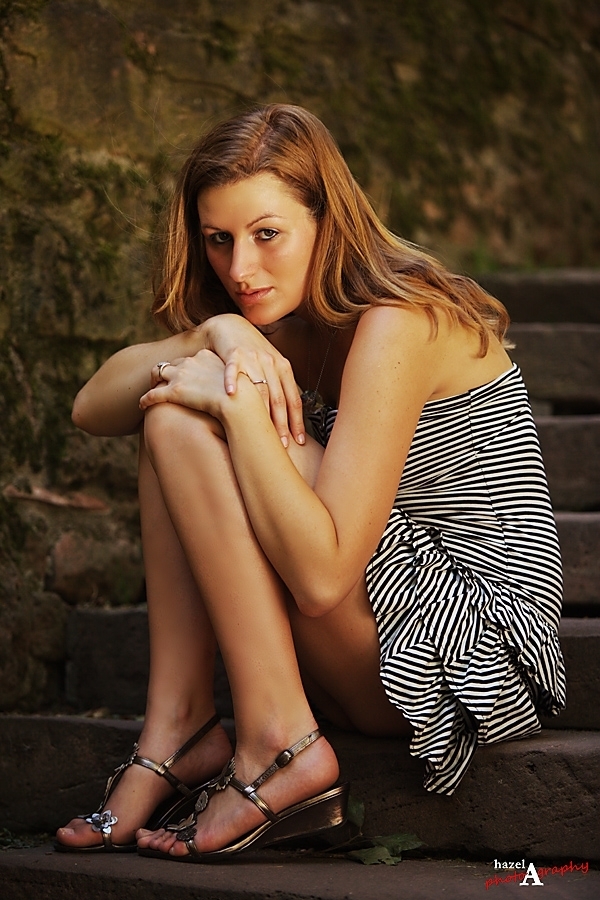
[366,509,566,795]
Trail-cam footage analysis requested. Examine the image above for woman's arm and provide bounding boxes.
[221,306,440,614]
[140,305,442,615]
[72,314,304,440]
[72,329,207,436]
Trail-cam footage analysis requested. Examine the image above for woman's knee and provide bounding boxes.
[143,403,224,464]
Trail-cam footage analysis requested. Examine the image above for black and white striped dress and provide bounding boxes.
[307,364,566,795]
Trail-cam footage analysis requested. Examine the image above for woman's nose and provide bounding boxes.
[229,240,257,283]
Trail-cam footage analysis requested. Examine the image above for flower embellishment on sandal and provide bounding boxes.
[85,810,118,835]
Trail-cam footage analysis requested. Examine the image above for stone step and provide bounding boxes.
[538,418,600,511]
[0,715,598,863]
[507,323,600,410]
[64,609,600,727]
[556,513,600,611]
[64,606,232,719]
[1,845,597,900]
[479,270,600,324]
[540,618,600,730]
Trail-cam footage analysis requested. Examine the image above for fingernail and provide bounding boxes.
[226,385,235,395]
[281,435,289,448]
[297,432,305,445]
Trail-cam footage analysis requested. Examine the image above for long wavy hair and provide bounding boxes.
[153,104,509,353]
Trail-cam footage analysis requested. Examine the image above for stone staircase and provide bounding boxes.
[1,271,599,898]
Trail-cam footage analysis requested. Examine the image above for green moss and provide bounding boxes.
[203,17,239,64]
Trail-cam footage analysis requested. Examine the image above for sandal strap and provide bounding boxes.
[79,809,118,849]
[171,728,323,844]
[229,728,322,824]
[88,713,221,818]
[134,713,220,799]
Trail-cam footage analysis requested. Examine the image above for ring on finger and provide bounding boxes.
[252,379,268,385]
[156,361,171,379]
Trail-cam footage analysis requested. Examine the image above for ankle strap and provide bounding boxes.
[157,714,221,773]
[134,713,220,797]
[230,729,322,824]
[250,729,322,791]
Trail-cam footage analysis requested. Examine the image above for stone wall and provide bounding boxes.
[1,0,600,710]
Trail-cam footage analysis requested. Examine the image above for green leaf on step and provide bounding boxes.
[347,846,403,865]
[371,833,425,855]
[346,794,365,828]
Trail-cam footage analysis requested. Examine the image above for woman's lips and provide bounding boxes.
[235,287,272,306]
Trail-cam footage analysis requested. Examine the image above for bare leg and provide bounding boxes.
[136,403,339,855]
[288,577,412,738]
[56,433,232,848]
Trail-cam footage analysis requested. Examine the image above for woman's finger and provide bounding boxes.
[139,384,170,410]
[272,356,305,445]
[224,359,248,395]
[150,358,181,388]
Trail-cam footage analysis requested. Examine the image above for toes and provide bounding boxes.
[167,835,190,857]
[136,827,153,841]
[136,826,165,848]
[55,822,100,849]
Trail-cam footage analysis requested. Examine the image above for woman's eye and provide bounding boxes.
[209,232,231,245]
[258,228,278,240]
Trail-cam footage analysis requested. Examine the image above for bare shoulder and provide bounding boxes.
[350,302,513,401]
[349,304,442,370]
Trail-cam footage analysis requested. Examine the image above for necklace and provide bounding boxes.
[301,337,331,415]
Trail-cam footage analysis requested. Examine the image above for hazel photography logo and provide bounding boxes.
[485,859,590,889]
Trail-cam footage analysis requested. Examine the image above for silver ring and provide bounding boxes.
[156,361,171,379]
[252,379,268,385]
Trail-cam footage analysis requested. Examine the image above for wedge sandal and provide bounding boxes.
[55,712,221,853]
[139,727,349,863]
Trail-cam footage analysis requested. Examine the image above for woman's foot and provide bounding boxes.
[56,719,232,850]
[136,727,339,857]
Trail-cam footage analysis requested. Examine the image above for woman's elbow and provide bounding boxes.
[71,390,91,432]
[71,388,105,435]
[294,580,346,618]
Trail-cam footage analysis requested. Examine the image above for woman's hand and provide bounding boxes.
[201,315,305,447]
[139,350,231,420]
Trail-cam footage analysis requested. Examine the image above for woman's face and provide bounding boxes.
[197,173,318,326]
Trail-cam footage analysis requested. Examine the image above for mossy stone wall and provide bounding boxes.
[1,0,599,710]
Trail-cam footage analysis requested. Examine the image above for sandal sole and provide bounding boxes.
[138,782,349,863]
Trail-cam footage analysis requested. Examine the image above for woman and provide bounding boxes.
[56,104,565,861]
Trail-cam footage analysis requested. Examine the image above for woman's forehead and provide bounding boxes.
[197,173,309,225]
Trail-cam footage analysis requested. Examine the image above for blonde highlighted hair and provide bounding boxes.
[153,104,509,353]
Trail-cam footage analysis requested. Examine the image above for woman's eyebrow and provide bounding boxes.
[201,213,284,230]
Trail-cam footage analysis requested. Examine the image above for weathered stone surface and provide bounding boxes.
[65,607,149,713]
[0,716,598,860]
[0,486,143,708]
[333,728,600,860]
[0,715,142,832]
[537,418,600,511]
[28,591,69,663]
[0,849,597,900]
[480,270,600,324]
[49,530,144,606]
[556,513,600,609]
[65,606,232,718]
[508,325,600,407]
[542,619,600,730]
[0,583,69,711]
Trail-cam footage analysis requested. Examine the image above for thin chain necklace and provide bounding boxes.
[301,337,332,415]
